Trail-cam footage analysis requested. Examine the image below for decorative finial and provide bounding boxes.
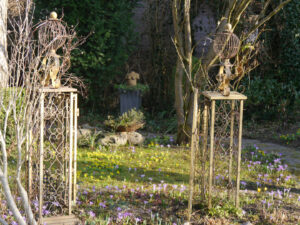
[225,23,232,32]
[50,11,58,20]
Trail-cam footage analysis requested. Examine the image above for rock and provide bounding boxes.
[78,128,93,138]
[99,132,128,147]
[241,222,252,225]
[78,123,105,139]
[81,123,94,129]
[80,123,103,131]
[127,132,145,145]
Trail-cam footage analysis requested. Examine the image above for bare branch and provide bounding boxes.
[0,218,9,225]
[242,0,292,42]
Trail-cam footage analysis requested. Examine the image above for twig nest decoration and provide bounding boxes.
[213,23,240,59]
[125,71,140,86]
[37,12,67,88]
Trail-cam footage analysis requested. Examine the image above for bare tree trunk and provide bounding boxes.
[172,0,194,144]
[0,177,27,225]
[0,0,8,87]
[0,0,27,223]
[15,123,37,225]
[172,0,186,143]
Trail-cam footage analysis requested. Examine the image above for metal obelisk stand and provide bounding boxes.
[27,87,79,224]
[202,91,247,208]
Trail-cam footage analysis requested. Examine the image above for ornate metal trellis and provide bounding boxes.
[196,91,247,207]
[201,91,246,208]
[27,87,78,224]
[188,90,247,221]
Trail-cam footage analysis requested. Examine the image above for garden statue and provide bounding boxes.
[38,12,67,88]
[125,71,140,86]
[213,23,240,96]
[41,49,61,88]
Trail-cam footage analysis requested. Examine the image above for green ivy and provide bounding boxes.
[114,84,149,95]
[35,0,138,112]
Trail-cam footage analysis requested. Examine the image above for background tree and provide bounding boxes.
[0,1,38,224]
[0,0,8,88]
[172,0,292,144]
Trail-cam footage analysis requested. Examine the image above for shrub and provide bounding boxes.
[0,88,25,148]
[104,109,144,131]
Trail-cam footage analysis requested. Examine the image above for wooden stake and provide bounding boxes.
[236,100,244,207]
[188,88,198,221]
[208,100,216,209]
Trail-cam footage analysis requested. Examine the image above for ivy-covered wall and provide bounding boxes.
[35,0,138,113]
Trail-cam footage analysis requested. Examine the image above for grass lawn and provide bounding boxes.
[73,144,300,224]
[1,143,300,224]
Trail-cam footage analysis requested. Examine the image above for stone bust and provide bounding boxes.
[125,71,140,86]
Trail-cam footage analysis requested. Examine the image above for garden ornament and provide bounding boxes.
[125,71,140,86]
[213,23,240,96]
[38,12,67,88]
[41,49,61,88]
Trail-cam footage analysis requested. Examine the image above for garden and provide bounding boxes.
[0,0,300,225]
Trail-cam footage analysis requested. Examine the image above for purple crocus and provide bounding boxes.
[99,202,106,208]
[88,210,95,217]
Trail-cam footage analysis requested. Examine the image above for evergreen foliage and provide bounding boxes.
[35,0,138,112]
[245,0,300,120]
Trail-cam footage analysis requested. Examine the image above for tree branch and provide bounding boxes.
[242,0,292,42]
[0,218,9,225]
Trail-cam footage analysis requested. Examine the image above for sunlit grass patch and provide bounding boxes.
[77,146,190,188]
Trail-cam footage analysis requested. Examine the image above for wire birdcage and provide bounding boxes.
[213,31,240,59]
[37,12,67,51]
[36,12,69,89]
[212,24,241,96]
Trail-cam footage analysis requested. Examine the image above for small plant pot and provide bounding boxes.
[116,123,144,132]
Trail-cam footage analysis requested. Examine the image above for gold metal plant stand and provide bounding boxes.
[27,87,79,225]
[202,91,247,208]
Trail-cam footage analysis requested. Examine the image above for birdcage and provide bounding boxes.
[213,26,240,60]
[37,12,67,89]
[27,87,79,224]
[37,12,67,51]
[212,24,241,96]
